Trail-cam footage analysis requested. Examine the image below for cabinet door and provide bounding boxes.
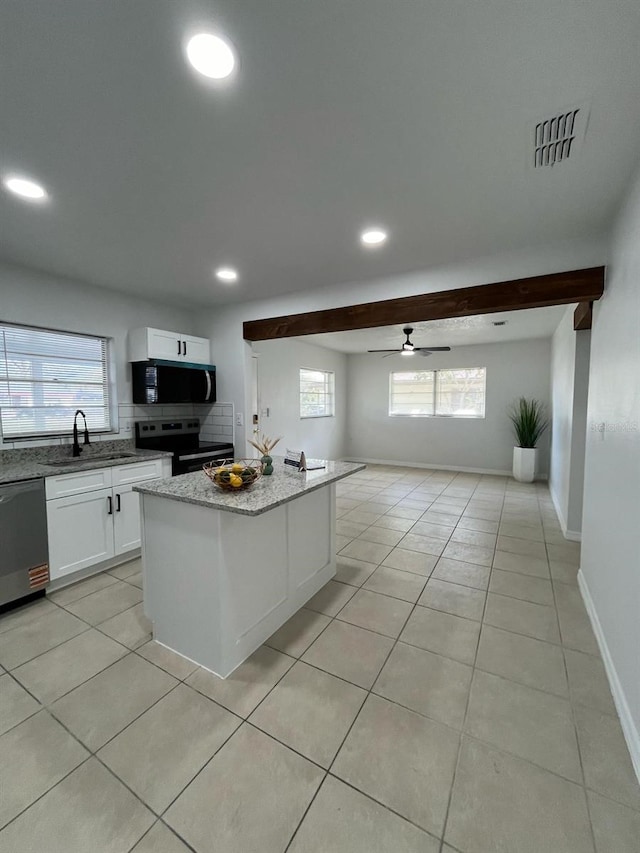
[182,335,211,364]
[47,488,115,580]
[113,485,142,555]
[147,328,183,361]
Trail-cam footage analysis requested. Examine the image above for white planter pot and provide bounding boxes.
[513,446,537,483]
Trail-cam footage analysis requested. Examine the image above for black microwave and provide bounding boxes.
[131,361,216,405]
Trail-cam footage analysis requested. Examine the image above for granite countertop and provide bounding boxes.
[0,447,172,485]
[134,457,366,516]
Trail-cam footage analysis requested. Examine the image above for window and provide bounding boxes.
[300,368,335,418]
[0,322,113,441]
[389,367,486,418]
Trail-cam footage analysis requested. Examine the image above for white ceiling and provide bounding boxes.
[1,1,639,307]
[302,306,568,353]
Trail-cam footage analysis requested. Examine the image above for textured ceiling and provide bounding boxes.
[1,1,638,306]
[302,306,569,352]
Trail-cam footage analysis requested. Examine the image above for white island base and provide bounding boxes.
[139,483,338,678]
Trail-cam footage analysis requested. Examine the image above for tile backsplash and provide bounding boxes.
[0,401,235,450]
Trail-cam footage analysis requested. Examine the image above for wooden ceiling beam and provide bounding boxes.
[243,267,605,341]
[574,301,593,331]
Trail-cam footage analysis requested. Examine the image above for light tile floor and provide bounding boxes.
[0,465,639,852]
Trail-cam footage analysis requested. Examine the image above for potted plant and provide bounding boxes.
[508,397,549,483]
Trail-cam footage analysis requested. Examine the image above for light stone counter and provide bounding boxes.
[133,457,365,515]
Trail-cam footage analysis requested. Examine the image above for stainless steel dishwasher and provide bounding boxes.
[0,478,49,607]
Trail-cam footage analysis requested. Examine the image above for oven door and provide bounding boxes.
[173,448,233,475]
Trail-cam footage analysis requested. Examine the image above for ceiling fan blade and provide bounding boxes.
[415,346,451,352]
[416,350,433,357]
[367,349,398,353]
[382,351,401,358]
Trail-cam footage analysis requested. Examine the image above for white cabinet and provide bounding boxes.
[181,334,210,364]
[128,327,211,364]
[113,485,143,555]
[47,488,115,579]
[46,459,167,580]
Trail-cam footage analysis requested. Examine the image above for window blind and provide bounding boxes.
[389,368,486,417]
[0,323,112,440]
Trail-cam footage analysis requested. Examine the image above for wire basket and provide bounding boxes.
[203,459,263,491]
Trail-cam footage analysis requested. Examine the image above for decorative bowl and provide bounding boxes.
[203,459,263,491]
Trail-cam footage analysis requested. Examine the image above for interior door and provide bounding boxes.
[250,354,260,454]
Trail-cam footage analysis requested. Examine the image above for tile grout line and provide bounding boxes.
[285,470,487,850]
[547,532,600,853]
[283,469,471,851]
[437,477,504,851]
[2,467,633,850]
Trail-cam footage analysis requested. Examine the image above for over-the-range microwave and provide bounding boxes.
[131,360,216,405]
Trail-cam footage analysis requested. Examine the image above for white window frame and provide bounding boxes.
[0,321,115,442]
[299,367,335,419]
[389,367,486,419]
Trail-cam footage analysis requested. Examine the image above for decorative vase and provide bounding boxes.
[513,446,537,483]
[261,454,273,476]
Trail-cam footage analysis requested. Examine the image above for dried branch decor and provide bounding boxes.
[248,434,282,456]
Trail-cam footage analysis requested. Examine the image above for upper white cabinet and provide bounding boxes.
[128,327,211,364]
[180,334,211,364]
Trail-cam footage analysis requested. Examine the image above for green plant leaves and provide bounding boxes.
[508,397,549,448]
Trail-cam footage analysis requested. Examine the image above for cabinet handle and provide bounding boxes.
[107,496,113,515]
[116,493,121,512]
[183,340,187,356]
[177,339,181,356]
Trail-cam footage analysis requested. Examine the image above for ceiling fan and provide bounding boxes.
[368,327,451,358]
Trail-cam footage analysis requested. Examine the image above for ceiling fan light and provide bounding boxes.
[401,349,415,356]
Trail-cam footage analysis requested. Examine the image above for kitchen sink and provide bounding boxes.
[45,452,138,467]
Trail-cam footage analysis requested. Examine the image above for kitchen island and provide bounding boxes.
[134,458,365,677]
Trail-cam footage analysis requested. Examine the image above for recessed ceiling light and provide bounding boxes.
[360,228,388,247]
[3,175,48,201]
[186,33,236,79]
[215,266,238,283]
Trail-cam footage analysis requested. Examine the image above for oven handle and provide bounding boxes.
[177,450,232,462]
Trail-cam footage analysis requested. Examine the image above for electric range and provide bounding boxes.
[134,418,234,475]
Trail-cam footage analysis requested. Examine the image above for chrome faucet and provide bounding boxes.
[72,410,91,457]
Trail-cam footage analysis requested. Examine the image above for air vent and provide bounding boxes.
[532,104,589,168]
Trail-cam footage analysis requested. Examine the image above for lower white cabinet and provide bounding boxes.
[46,459,168,580]
[47,488,115,578]
[113,485,143,556]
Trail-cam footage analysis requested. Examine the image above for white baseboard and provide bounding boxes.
[578,569,640,784]
[549,483,582,542]
[343,457,513,477]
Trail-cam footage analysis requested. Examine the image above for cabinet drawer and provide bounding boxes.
[111,459,164,486]
[46,467,113,500]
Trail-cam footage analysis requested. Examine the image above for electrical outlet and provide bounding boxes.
[235,412,244,427]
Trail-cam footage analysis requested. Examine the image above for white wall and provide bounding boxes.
[252,338,347,460]
[193,236,607,453]
[579,163,640,778]
[0,262,194,446]
[344,339,551,474]
[549,307,591,535]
